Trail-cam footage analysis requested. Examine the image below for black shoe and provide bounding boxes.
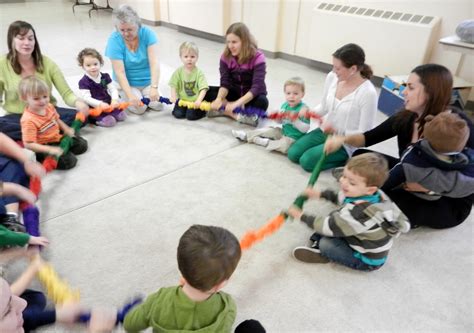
[0,214,26,233]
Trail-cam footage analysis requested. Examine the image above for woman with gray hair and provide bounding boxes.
[105,5,162,114]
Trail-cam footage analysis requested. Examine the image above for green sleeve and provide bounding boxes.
[0,225,30,247]
[196,69,209,92]
[44,57,77,107]
[123,291,158,332]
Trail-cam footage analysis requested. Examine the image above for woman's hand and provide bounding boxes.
[28,236,50,247]
[149,87,160,102]
[403,182,430,193]
[23,160,46,178]
[210,98,223,111]
[128,95,142,107]
[75,100,90,117]
[225,101,239,114]
[324,135,345,154]
[303,187,320,199]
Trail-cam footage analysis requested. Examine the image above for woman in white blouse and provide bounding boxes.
[287,43,377,171]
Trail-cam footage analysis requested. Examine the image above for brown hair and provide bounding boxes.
[423,113,469,153]
[346,153,388,187]
[77,48,104,67]
[223,22,257,64]
[18,76,49,101]
[7,21,43,74]
[333,43,372,79]
[412,64,453,136]
[177,225,241,292]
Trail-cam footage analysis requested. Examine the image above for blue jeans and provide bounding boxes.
[312,233,382,271]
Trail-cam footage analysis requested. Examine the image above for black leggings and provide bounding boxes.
[206,86,269,111]
[353,149,473,229]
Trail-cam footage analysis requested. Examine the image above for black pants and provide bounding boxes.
[205,86,269,111]
[0,107,78,141]
[353,148,473,229]
[172,90,217,120]
[36,136,88,170]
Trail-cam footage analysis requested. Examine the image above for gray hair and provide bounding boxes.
[113,4,141,28]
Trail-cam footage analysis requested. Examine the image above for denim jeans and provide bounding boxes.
[311,233,382,271]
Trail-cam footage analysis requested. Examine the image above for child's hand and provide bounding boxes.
[64,127,75,138]
[28,236,49,247]
[2,183,37,203]
[28,254,44,271]
[303,187,320,199]
[49,146,64,157]
[56,302,84,324]
[194,100,202,109]
[110,100,119,109]
[287,205,303,220]
[98,102,110,110]
[88,307,117,333]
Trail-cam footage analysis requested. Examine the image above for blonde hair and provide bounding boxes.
[223,22,257,64]
[18,76,49,100]
[284,77,305,93]
[179,41,199,57]
[345,153,388,187]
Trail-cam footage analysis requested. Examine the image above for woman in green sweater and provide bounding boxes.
[0,21,89,140]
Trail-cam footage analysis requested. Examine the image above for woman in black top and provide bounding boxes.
[325,64,473,229]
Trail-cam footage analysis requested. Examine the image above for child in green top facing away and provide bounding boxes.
[232,77,309,154]
[123,225,265,333]
[169,42,209,121]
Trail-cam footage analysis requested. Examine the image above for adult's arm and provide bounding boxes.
[0,133,29,163]
[147,44,160,102]
[46,58,78,107]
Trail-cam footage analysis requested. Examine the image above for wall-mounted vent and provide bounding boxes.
[303,2,441,76]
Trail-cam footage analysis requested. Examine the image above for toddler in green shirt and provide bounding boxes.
[123,224,265,333]
[169,42,209,121]
[232,77,309,154]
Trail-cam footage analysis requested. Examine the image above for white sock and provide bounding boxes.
[232,130,247,141]
[254,137,270,147]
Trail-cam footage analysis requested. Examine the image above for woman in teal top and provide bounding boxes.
[0,21,89,141]
[105,5,162,115]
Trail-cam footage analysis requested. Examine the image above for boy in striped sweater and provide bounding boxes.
[287,153,410,271]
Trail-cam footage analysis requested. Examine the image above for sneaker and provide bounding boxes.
[232,130,247,141]
[292,246,329,263]
[237,114,258,127]
[331,167,344,181]
[96,115,116,127]
[0,214,26,233]
[253,137,269,147]
[207,110,225,118]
